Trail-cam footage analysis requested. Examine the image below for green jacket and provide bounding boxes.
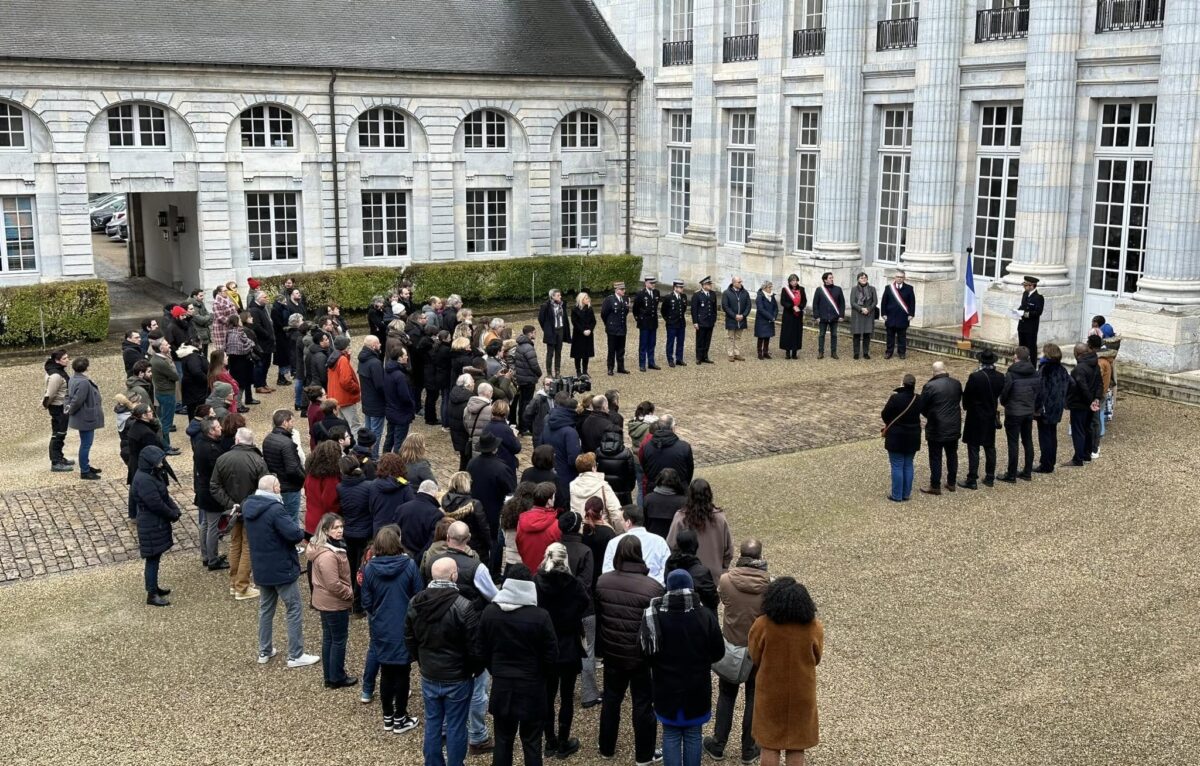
[149,353,180,395]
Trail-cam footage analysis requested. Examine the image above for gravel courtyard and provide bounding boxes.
[0,326,1196,766]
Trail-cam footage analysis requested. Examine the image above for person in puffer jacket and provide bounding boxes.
[516,482,563,571]
[337,455,374,614]
[999,346,1042,481]
[541,396,582,502]
[362,524,424,733]
[464,383,494,452]
[569,453,622,525]
[595,430,636,506]
[440,471,493,563]
[132,445,181,607]
[522,377,555,445]
[1034,343,1071,473]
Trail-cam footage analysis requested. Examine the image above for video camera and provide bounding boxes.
[552,374,592,396]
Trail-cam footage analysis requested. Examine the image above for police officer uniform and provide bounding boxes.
[690,276,718,364]
[1017,275,1044,362]
[661,279,689,367]
[600,282,631,375]
[632,276,661,371]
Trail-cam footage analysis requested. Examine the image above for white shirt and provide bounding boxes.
[601,526,670,585]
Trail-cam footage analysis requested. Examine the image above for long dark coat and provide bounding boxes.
[881,385,922,455]
[961,366,1005,446]
[132,446,181,558]
[570,304,596,359]
[779,285,807,351]
[754,291,778,339]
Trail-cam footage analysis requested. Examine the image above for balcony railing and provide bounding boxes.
[976,5,1029,41]
[877,17,919,50]
[723,33,760,62]
[1096,0,1165,32]
[793,27,826,57]
[662,39,694,66]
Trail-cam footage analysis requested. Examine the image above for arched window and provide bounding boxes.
[0,102,28,149]
[560,111,600,149]
[463,109,507,150]
[108,103,168,148]
[358,107,407,149]
[240,105,295,149]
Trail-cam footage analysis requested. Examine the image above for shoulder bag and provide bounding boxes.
[881,394,917,438]
[712,639,754,685]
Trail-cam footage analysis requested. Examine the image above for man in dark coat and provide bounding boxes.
[999,346,1042,481]
[690,276,718,365]
[125,404,165,491]
[879,270,916,359]
[812,271,846,360]
[660,280,688,368]
[358,336,387,457]
[248,292,276,393]
[262,409,306,525]
[721,276,751,362]
[511,327,543,429]
[306,330,331,389]
[541,401,582,502]
[383,350,417,454]
[1064,341,1103,467]
[1034,343,1071,473]
[918,362,963,495]
[132,445,181,606]
[639,415,694,493]
[600,282,631,375]
[468,431,519,539]
[192,416,228,569]
[211,429,269,600]
[580,396,620,455]
[632,276,661,373]
[538,289,571,378]
[1016,275,1044,362]
[397,480,446,561]
[959,349,1005,489]
[121,330,144,376]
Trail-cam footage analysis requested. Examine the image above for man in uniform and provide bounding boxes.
[632,276,661,372]
[600,281,631,376]
[1017,275,1044,362]
[660,279,688,368]
[690,276,717,364]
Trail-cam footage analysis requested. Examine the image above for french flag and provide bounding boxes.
[963,248,979,338]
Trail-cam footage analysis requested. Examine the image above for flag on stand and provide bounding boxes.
[963,249,979,339]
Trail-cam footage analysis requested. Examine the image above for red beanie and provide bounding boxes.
[170,305,188,319]
[247,278,261,289]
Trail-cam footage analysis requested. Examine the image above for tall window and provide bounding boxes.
[1,197,37,272]
[464,110,507,150]
[1090,100,1155,295]
[108,104,167,148]
[358,108,407,149]
[973,104,1022,279]
[466,190,508,253]
[240,105,295,148]
[669,0,694,40]
[890,0,919,17]
[362,191,409,257]
[731,0,760,34]
[726,110,756,245]
[561,111,600,149]
[667,111,692,236]
[0,103,26,149]
[795,110,820,252]
[876,107,912,263]
[246,192,300,261]
[801,0,825,28]
[561,188,600,249]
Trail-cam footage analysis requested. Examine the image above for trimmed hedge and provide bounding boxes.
[253,255,643,310]
[0,279,109,347]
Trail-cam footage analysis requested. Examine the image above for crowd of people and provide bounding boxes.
[41,275,828,766]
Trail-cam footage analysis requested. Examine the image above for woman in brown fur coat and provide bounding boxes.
[747,577,824,766]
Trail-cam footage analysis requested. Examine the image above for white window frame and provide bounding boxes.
[240,105,295,149]
[972,104,1023,280]
[667,110,693,237]
[726,110,756,245]
[1089,100,1156,296]
[464,110,507,151]
[246,192,300,262]
[0,103,27,150]
[890,0,919,19]
[876,107,913,264]
[0,196,37,273]
[466,189,509,254]
[669,0,694,41]
[358,107,407,150]
[730,0,760,35]
[108,103,168,149]
[794,110,820,253]
[561,111,600,150]
[561,187,601,250]
[799,0,825,29]
[361,190,409,258]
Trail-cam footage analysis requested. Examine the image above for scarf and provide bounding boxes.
[492,579,538,611]
[784,285,802,313]
[640,589,697,656]
[734,556,768,571]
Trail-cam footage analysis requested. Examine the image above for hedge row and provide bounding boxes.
[0,279,109,348]
[253,254,643,311]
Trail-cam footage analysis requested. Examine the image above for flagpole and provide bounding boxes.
[958,246,977,351]
[963,247,973,341]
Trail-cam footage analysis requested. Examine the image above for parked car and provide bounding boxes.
[106,210,127,238]
[91,196,126,231]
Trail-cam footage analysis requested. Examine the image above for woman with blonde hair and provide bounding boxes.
[571,291,596,376]
[569,452,622,523]
[398,432,435,487]
[440,470,492,561]
[309,512,356,689]
[535,541,591,758]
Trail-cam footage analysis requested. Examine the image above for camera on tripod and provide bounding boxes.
[552,374,592,396]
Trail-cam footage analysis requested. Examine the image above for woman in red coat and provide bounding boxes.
[303,440,343,535]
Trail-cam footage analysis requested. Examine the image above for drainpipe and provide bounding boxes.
[329,70,343,269]
[624,79,637,256]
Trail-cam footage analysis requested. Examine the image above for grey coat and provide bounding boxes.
[66,373,105,431]
[849,283,879,335]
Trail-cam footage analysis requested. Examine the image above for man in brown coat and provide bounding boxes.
[704,539,770,763]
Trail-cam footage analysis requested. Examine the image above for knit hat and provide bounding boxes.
[558,511,582,535]
[247,278,261,289]
[170,305,188,320]
[355,428,377,449]
[666,568,694,592]
[334,336,350,351]
[212,381,233,399]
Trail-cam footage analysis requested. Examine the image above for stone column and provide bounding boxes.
[743,0,787,280]
[682,0,721,263]
[899,0,965,326]
[631,0,663,258]
[1111,0,1200,371]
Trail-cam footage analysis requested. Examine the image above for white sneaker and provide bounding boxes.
[392,715,419,734]
[235,587,261,600]
[258,648,277,664]
[287,653,320,668]
[1091,451,1100,460]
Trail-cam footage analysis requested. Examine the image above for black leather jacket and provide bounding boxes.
[404,584,483,682]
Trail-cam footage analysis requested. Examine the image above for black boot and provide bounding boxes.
[146,593,170,607]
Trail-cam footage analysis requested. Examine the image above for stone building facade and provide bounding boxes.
[595,0,1199,372]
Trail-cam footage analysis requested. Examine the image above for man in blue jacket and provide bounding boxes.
[879,269,916,360]
[721,276,751,362]
[541,396,582,503]
[383,348,417,454]
[243,474,319,668]
[812,272,846,360]
[358,335,386,457]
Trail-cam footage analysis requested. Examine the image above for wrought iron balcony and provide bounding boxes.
[662,39,693,66]
[793,27,826,57]
[723,33,759,62]
[976,5,1029,41]
[1096,0,1165,32]
[877,17,919,50]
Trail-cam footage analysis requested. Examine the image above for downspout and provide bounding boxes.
[329,70,343,269]
[625,78,637,256]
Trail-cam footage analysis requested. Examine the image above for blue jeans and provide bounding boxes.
[441,389,451,427]
[362,642,379,697]
[155,393,176,447]
[665,325,685,363]
[365,415,386,459]
[144,553,161,594]
[282,491,302,530]
[638,326,657,368]
[662,723,703,766]
[888,451,915,500]
[469,670,491,745]
[78,429,95,474]
[294,377,304,409]
[384,420,411,454]
[422,677,472,766]
[319,609,350,684]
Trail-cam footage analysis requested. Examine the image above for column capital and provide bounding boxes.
[999,263,1070,289]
